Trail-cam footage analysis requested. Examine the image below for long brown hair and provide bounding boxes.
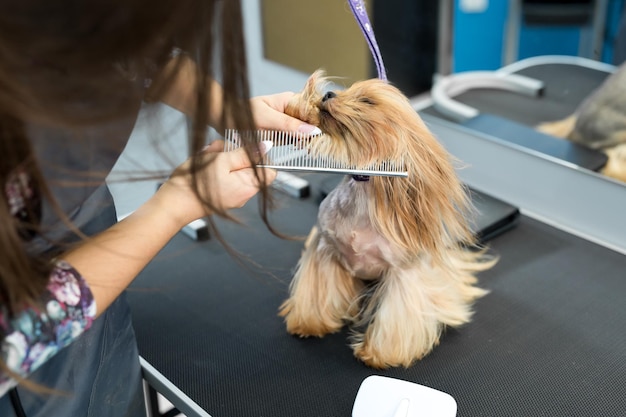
[0,0,269,336]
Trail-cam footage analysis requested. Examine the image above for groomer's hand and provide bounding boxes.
[250,92,321,134]
[156,140,276,226]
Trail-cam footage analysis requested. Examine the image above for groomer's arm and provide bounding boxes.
[149,54,320,133]
[61,145,274,318]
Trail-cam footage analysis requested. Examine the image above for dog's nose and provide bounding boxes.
[322,91,337,102]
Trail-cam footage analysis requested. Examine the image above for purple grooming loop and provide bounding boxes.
[348,0,387,81]
[348,0,387,181]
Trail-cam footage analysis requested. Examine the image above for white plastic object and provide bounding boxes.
[460,0,488,13]
[352,375,457,417]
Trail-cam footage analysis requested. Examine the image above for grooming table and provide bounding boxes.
[129,166,625,416]
[130,57,626,415]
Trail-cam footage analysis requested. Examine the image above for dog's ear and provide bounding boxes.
[285,69,327,121]
[307,69,326,89]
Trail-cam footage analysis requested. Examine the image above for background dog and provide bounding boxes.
[278,70,495,369]
[537,62,626,183]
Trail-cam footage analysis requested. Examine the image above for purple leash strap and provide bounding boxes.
[348,0,387,81]
[348,0,386,181]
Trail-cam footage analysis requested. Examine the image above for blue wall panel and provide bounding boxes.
[452,0,623,72]
[453,0,508,72]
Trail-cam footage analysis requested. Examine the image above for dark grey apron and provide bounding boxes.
[0,97,147,417]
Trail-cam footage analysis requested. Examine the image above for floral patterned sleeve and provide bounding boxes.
[0,172,97,395]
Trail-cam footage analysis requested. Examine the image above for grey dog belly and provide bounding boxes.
[317,178,400,279]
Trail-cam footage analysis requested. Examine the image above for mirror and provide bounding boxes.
[252,0,626,185]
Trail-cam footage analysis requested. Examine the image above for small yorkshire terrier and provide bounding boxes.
[278,70,496,369]
[537,63,626,183]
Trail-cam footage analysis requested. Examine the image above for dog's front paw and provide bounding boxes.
[279,300,343,337]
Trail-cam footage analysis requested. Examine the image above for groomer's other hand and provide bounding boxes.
[250,92,321,135]
[157,140,276,227]
[208,141,276,211]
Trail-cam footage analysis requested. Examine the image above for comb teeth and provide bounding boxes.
[223,129,408,178]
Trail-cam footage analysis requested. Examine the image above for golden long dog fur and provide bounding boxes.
[278,70,495,369]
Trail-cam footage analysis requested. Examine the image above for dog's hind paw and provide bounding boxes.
[351,338,435,369]
[279,299,345,337]
[284,316,343,338]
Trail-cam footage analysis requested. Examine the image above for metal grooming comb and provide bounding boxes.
[223,129,408,178]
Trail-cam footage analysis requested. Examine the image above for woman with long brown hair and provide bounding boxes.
[0,0,319,415]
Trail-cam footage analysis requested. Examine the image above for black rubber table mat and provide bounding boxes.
[128,185,626,417]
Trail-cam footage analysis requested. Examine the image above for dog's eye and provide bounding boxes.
[359,97,375,105]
